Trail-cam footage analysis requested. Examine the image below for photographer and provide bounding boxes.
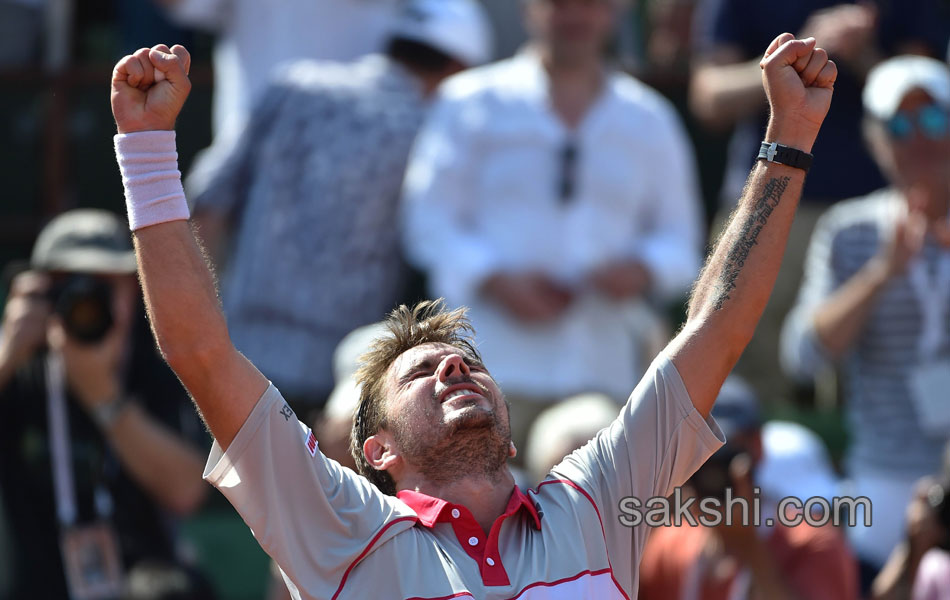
[0,209,208,600]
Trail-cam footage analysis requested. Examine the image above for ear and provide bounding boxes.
[508,440,517,459]
[364,430,401,472]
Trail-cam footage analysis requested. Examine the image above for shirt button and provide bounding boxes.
[451,509,460,519]
[468,536,479,547]
[486,557,495,566]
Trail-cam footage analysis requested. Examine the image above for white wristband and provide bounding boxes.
[114,130,190,231]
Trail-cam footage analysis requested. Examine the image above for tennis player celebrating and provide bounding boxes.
[111,33,835,600]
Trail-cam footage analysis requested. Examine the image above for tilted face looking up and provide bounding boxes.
[351,302,513,495]
[381,342,512,481]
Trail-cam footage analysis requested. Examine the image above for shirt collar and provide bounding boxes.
[397,485,542,530]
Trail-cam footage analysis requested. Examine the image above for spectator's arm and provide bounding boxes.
[810,254,890,359]
[0,272,49,392]
[152,0,231,31]
[689,0,770,129]
[873,541,922,600]
[401,89,499,303]
[779,208,839,380]
[668,35,836,417]
[632,101,704,299]
[873,479,945,600]
[809,207,921,360]
[99,402,208,515]
[690,47,768,129]
[781,199,919,379]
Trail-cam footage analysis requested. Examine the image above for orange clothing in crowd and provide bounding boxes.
[638,519,858,600]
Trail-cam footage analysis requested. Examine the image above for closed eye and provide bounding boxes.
[467,359,486,373]
[399,367,433,387]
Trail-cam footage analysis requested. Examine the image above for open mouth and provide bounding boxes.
[439,383,485,404]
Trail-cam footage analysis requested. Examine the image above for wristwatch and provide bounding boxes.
[757,141,813,172]
[90,395,130,430]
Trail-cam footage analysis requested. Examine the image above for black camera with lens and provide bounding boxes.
[49,275,115,345]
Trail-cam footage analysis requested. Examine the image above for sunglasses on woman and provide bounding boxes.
[885,103,950,141]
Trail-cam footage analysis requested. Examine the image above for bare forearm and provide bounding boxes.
[134,221,229,366]
[812,257,889,358]
[871,541,921,600]
[688,163,803,343]
[670,34,837,415]
[669,158,803,416]
[105,402,207,515]
[133,220,266,446]
[113,46,268,448]
[691,60,767,127]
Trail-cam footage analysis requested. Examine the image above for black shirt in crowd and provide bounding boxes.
[0,306,206,599]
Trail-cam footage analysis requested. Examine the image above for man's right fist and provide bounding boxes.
[111,44,191,134]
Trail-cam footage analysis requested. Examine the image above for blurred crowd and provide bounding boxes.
[1,0,949,598]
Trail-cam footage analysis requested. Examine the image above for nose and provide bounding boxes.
[437,354,470,383]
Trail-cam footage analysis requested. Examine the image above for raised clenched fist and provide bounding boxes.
[111,44,192,134]
[759,33,838,152]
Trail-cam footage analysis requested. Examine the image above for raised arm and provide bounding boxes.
[667,34,837,416]
[111,44,267,448]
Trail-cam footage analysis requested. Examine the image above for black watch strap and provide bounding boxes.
[757,141,813,172]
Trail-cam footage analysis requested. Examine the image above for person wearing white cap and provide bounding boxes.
[189,0,492,417]
[782,55,950,586]
[401,0,705,460]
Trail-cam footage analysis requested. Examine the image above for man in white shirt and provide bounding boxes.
[402,0,704,450]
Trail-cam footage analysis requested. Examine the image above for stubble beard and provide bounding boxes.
[393,392,512,486]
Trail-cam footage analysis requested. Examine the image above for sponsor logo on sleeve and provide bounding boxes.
[304,428,318,457]
[279,403,294,422]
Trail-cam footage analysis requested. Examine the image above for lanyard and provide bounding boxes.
[45,352,114,527]
[906,249,950,360]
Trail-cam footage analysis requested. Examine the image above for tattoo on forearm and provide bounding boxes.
[711,176,791,310]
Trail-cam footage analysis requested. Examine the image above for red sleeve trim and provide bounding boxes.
[535,479,631,600]
[331,515,419,600]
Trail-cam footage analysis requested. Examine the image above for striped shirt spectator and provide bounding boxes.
[781,189,950,571]
[782,189,949,477]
